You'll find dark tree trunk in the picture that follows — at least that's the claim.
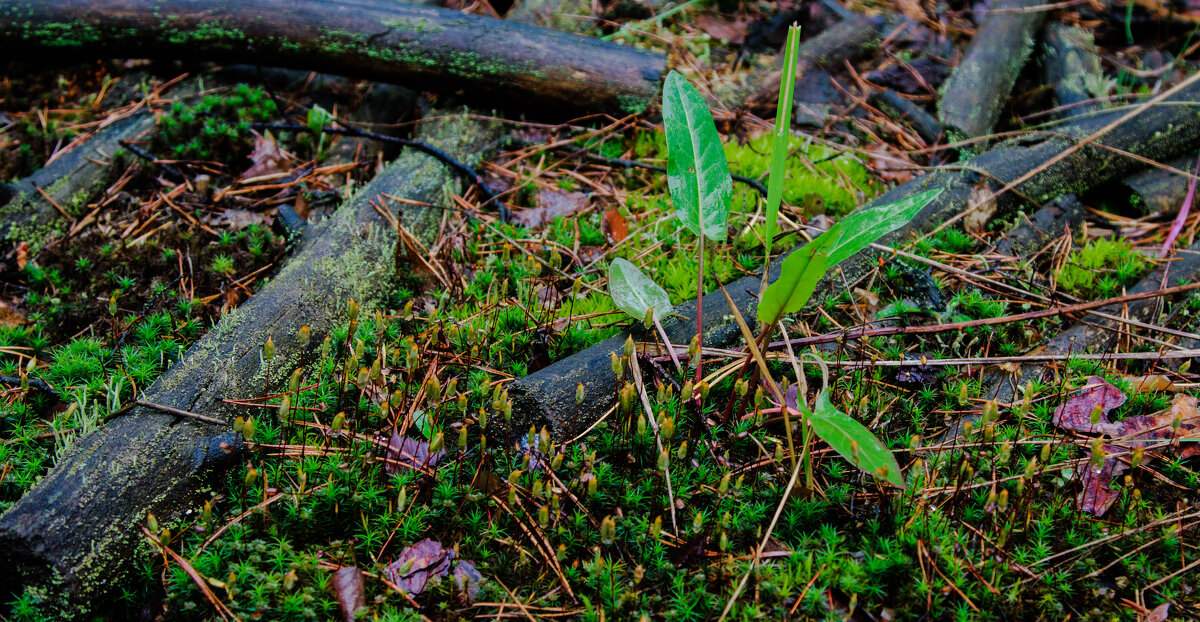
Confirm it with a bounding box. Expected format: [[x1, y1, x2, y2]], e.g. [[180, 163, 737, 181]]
[[0, 113, 502, 617], [509, 81, 1200, 440], [0, 0, 665, 115]]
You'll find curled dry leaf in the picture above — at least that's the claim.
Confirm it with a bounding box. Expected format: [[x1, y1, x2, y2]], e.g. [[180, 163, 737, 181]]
[[1077, 449, 1125, 516], [964, 180, 997, 233], [0, 298, 26, 329], [241, 131, 294, 179], [1124, 374, 1176, 394], [865, 143, 915, 184], [330, 566, 366, 622]]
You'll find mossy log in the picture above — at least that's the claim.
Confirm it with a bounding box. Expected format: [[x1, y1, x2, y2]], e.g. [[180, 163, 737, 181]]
[[1042, 24, 1105, 120], [0, 112, 153, 252], [990, 194, 1083, 258], [509, 80, 1200, 440], [507, 0, 594, 32], [0, 113, 501, 617], [0, 0, 665, 115], [1121, 154, 1199, 215], [869, 88, 943, 145], [938, 0, 1046, 142]]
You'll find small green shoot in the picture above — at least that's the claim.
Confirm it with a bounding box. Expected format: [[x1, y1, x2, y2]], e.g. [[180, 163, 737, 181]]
[[763, 24, 802, 263]]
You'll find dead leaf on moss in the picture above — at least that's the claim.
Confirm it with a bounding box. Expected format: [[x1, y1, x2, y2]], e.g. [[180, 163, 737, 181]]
[[0, 299, 26, 328], [241, 131, 294, 179], [1053, 376, 1126, 434], [384, 538, 482, 600], [603, 209, 629, 243], [385, 433, 445, 474], [695, 13, 750, 44], [330, 566, 366, 622], [512, 189, 589, 227]]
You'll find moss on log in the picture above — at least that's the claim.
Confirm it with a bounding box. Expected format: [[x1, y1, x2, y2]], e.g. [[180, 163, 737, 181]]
[[0, 112, 501, 617], [0, 0, 665, 115], [509, 80, 1200, 440], [1042, 24, 1106, 120], [938, 0, 1045, 142]]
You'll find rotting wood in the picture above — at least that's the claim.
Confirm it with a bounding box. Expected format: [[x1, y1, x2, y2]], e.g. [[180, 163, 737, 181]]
[[1121, 154, 1200, 215], [938, 0, 1046, 142], [507, 0, 594, 33], [508, 80, 1200, 440], [0, 113, 502, 618], [1042, 24, 1106, 120], [990, 194, 1083, 258], [869, 88, 943, 146], [728, 13, 884, 109], [0, 0, 665, 115]]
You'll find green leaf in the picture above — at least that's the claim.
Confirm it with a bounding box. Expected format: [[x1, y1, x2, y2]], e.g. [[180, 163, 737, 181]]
[[413, 409, 439, 442], [764, 24, 802, 260], [662, 70, 732, 240], [822, 188, 942, 267], [809, 391, 905, 488], [608, 258, 673, 322], [756, 188, 942, 324], [307, 105, 331, 135], [755, 240, 829, 324]]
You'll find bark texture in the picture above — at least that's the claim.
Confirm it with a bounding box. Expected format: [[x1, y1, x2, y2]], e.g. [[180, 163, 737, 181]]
[[0, 0, 665, 114], [0, 113, 501, 616], [1043, 24, 1105, 120], [938, 0, 1046, 141], [509, 81, 1200, 440]]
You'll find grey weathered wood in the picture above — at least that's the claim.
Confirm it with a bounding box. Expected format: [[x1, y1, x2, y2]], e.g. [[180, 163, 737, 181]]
[[0, 113, 501, 617], [938, 0, 1046, 142], [509, 80, 1200, 440], [1042, 24, 1106, 120], [0, 0, 665, 115]]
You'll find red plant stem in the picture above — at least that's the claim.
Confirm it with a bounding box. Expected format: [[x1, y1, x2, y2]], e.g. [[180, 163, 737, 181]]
[[694, 236, 705, 392]]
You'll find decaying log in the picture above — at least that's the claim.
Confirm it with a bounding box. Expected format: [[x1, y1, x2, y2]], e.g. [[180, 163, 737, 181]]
[[1121, 154, 1199, 215], [0, 112, 153, 252], [0, 0, 665, 115], [990, 194, 1083, 258], [0, 113, 501, 616], [507, 0, 594, 32], [869, 88, 943, 146], [733, 13, 884, 109], [1042, 24, 1106, 120], [509, 80, 1200, 440], [938, 0, 1046, 142]]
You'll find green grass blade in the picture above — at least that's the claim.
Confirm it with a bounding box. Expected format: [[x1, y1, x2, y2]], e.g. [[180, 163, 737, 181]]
[[809, 391, 905, 488], [608, 258, 673, 322], [764, 24, 802, 261], [662, 70, 733, 240]]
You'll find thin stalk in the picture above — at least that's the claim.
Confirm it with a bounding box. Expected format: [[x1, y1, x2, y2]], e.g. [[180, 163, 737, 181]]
[[653, 316, 682, 373], [693, 234, 705, 393]]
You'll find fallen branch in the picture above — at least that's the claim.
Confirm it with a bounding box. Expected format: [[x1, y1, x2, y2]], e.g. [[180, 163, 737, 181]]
[[0, 113, 502, 617], [0, 0, 665, 115], [938, 0, 1046, 142], [508, 79, 1200, 439]]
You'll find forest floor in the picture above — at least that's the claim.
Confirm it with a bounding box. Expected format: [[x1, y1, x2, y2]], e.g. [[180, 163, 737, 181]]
[[2, 0, 1200, 620]]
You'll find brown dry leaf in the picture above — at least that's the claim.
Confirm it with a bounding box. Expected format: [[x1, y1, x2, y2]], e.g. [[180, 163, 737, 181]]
[[511, 189, 589, 227], [15, 241, 28, 270], [384, 539, 481, 600], [964, 180, 997, 233], [853, 287, 880, 313], [1077, 449, 1126, 516], [603, 209, 629, 243], [1124, 374, 1176, 394], [1144, 603, 1171, 622], [894, 0, 926, 22], [241, 131, 294, 179], [1111, 394, 1200, 459], [695, 13, 749, 44], [1052, 376, 1126, 434], [385, 433, 445, 474], [216, 209, 274, 230], [330, 566, 366, 622], [0, 299, 26, 329], [865, 144, 915, 184]]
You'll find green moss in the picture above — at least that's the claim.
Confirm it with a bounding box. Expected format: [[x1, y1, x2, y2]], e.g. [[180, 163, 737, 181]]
[[1055, 237, 1147, 298]]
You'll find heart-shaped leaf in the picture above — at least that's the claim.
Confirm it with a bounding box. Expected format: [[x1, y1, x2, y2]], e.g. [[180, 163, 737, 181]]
[[809, 391, 905, 488], [663, 70, 732, 241], [756, 240, 828, 324], [609, 258, 673, 322]]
